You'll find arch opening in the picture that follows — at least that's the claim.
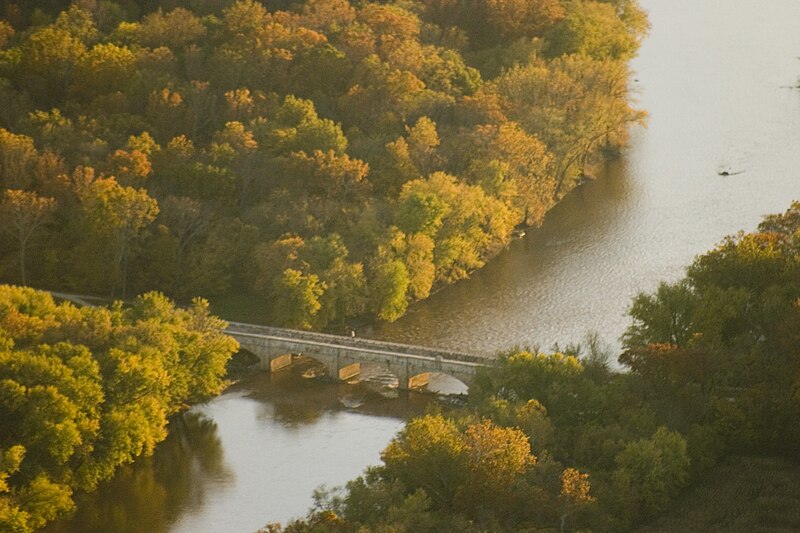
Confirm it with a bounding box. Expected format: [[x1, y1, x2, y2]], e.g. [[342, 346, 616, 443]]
[[342, 362, 400, 398], [289, 354, 334, 380], [227, 347, 260, 376], [414, 372, 469, 395]]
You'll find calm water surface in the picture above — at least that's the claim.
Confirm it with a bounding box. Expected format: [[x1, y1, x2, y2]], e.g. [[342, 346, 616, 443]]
[[369, 0, 800, 354], [49, 0, 800, 531], [47, 369, 435, 533]]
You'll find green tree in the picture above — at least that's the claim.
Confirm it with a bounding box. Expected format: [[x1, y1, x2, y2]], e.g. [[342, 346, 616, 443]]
[[0, 285, 238, 530], [123, 292, 239, 405], [53, 4, 99, 45], [13, 474, 74, 532], [0, 339, 103, 529], [622, 281, 696, 348], [316, 259, 367, 328], [546, 0, 645, 61], [370, 259, 409, 322], [468, 0, 565, 47], [395, 191, 447, 237], [0, 190, 56, 285], [16, 27, 86, 105], [221, 0, 269, 36], [471, 350, 584, 408], [158, 196, 208, 293], [255, 96, 348, 156], [304, 235, 367, 327], [611, 426, 690, 522], [78, 177, 159, 296], [0, 445, 29, 532], [0, 0, 650, 341], [269, 268, 325, 329], [71, 42, 135, 101], [398, 172, 516, 284], [124, 8, 205, 50]]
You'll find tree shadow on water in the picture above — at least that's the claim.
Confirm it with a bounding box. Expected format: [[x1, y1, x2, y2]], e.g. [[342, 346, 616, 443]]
[[44, 412, 232, 533]]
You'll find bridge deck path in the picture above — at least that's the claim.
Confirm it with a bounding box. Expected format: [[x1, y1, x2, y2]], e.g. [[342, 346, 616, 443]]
[[225, 322, 495, 366]]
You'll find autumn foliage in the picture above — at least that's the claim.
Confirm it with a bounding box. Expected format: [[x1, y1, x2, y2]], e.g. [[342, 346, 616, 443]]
[[0, 0, 647, 328], [0, 286, 238, 531]]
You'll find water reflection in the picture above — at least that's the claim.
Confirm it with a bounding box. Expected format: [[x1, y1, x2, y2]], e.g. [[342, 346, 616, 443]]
[[48, 371, 434, 532], [46, 412, 231, 533]]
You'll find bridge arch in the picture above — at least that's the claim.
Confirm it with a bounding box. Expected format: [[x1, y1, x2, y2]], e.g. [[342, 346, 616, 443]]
[[411, 372, 470, 395], [228, 325, 487, 392]]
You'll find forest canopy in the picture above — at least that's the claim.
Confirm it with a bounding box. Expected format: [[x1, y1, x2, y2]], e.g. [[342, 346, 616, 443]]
[[0, 0, 648, 328]]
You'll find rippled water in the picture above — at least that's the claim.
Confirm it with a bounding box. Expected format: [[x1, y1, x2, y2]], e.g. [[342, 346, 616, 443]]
[[367, 0, 800, 355], [48, 0, 800, 530]]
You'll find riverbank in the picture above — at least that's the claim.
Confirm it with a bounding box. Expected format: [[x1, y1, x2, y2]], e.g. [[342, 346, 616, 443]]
[[24, 0, 800, 530], [207, 172, 606, 335], [44, 368, 451, 533], [364, 0, 800, 355]]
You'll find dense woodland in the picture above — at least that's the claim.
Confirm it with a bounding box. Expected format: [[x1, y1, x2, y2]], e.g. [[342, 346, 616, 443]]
[[268, 202, 800, 532], [0, 3, 797, 531], [0, 287, 238, 532], [0, 0, 647, 328]]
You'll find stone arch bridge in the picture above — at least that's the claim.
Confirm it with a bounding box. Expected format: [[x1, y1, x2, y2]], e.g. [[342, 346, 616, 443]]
[[45, 292, 493, 392], [226, 322, 493, 392]]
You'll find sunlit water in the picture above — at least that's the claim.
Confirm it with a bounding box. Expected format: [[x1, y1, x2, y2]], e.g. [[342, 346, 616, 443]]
[[367, 0, 800, 355], [48, 1, 800, 531]]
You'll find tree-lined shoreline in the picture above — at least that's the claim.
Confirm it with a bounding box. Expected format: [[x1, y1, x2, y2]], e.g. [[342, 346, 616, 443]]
[[265, 201, 800, 532], [0, 287, 238, 531], [0, 0, 647, 329]]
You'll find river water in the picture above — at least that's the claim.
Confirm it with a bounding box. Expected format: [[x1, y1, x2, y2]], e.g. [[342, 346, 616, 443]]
[[48, 0, 800, 531], [369, 0, 800, 353]]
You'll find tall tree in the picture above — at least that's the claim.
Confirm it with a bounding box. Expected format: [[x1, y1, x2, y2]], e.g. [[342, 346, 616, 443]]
[[545, 0, 646, 61], [611, 427, 690, 522], [159, 196, 208, 293], [79, 177, 159, 296], [268, 268, 325, 329], [0, 130, 37, 190], [0, 190, 56, 285]]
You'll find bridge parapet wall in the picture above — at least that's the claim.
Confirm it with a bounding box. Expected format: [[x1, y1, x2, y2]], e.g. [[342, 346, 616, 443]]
[[227, 322, 493, 365], [229, 329, 488, 391]]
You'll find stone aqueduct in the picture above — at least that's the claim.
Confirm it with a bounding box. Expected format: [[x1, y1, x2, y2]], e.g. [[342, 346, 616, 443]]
[[46, 292, 491, 392], [226, 322, 492, 391]]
